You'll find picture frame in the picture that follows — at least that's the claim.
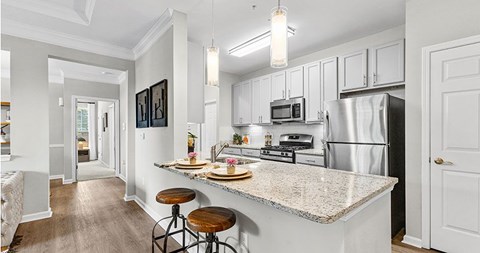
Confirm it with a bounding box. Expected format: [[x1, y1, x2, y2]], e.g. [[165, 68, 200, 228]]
[[149, 79, 168, 127], [136, 88, 149, 128]]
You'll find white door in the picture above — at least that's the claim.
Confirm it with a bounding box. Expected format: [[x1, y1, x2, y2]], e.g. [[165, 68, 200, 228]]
[[252, 78, 262, 124], [286, 66, 304, 99], [370, 39, 405, 86], [271, 71, 286, 101], [339, 49, 367, 91], [239, 81, 252, 125], [232, 84, 241, 125], [203, 102, 217, 154], [259, 75, 272, 124], [321, 57, 338, 114], [304, 62, 321, 123], [430, 40, 480, 252]]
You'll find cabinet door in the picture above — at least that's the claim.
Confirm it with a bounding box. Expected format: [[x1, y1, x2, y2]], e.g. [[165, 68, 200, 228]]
[[339, 49, 367, 91], [321, 57, 338, 113], [271, 71, 286, 101], [286, 66, 304, 99], [251, 78, 262, 124], [232, 84, 242, 125], [370, 39, 405, 86], [259, 75, 272, 124], [304, 62, 321, 123], [240, 81, 252, 125]]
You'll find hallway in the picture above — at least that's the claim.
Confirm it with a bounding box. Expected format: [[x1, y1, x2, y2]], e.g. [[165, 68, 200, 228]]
[[77, 160, 115, 181]]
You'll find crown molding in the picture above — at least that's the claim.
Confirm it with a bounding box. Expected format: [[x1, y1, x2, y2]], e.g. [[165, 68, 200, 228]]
[[2, 0, 96, 26], [133, 8, 174, 60], [2, 19, 135, 61]]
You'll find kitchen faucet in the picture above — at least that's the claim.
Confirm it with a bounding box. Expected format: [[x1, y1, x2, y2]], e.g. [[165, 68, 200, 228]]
[[210, 142, 229, 163]]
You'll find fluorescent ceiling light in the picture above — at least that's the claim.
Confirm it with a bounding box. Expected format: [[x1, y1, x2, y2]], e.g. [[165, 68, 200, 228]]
[[229, 27, 295, 57]]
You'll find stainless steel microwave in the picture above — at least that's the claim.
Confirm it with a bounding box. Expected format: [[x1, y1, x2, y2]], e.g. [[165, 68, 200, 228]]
[[270, 98, 305, 123]]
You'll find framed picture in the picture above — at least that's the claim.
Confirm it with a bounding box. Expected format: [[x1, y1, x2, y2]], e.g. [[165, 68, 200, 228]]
[[136, 88, 149, 128], [150, 79, 168, 127]]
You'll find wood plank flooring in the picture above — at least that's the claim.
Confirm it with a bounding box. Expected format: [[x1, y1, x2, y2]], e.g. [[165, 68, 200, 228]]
[[11, 178, 439, 253]]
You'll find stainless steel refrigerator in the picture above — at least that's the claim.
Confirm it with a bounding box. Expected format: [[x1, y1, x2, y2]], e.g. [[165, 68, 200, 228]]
[[324, 94, 405, 237]]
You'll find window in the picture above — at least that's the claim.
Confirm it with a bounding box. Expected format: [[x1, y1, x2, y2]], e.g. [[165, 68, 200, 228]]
[[77, 108, 88, 133]]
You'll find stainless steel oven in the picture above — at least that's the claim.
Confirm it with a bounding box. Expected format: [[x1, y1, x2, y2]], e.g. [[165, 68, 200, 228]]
[[270, 98, 305, 123]]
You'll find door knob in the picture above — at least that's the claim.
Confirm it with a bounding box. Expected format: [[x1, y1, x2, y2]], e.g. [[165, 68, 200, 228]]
[[434, 157, 453, 165]]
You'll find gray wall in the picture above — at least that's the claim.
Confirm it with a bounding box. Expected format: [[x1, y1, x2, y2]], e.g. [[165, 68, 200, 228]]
[[404, 0, 480, 240], [134, 10, 188, 220], [1, 34, 135, 216], [49, 83, 64, 177], [63, 79, 119, 180]]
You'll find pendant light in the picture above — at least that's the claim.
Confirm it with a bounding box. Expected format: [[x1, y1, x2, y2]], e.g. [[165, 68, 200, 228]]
[[270, 0, 288, 68], [206, 0, 219, 86]]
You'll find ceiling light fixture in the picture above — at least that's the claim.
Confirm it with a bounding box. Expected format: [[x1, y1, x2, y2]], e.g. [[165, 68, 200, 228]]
[[206, 0, 219, 86], [270, 0, 288, 68], [228, 27, 295, 58]]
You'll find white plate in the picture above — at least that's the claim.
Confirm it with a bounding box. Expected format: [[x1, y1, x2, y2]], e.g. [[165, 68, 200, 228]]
[[177, 160, 208, 166], [212, 167, 249, 177]]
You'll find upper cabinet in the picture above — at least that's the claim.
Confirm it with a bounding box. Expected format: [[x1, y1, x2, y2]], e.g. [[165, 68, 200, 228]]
[[232, 81, 252, 126], [304, 57, 338, 123], [369, 39, 405, 86], [271, 71, 286, 101], [339, 39, 405, 93], [339, 49, 368, 92], [286, 66, 304, 99], [252, 75, 272, 125]]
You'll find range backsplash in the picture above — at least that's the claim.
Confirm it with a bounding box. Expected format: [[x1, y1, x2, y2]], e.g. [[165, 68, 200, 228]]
[[235, 123, 324, 149]]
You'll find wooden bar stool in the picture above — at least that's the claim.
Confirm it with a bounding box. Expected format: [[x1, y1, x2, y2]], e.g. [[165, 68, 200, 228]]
[[184, 206, 238, 253], [152, 188, 199, 253]]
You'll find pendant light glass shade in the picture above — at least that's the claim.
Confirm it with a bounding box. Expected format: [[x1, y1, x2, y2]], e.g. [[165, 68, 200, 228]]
[[270, 6, 288, 68], [207, 46, 219, 86]]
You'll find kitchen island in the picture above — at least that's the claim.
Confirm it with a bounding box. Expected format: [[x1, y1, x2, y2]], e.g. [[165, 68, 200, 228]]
[[154, 158, 397, 253]]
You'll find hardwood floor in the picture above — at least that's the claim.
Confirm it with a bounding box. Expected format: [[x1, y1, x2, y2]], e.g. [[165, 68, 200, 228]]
[[12, 178, 439, 253]]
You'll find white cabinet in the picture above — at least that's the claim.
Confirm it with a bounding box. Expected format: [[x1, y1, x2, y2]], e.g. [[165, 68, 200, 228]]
[[252, 75, 272, 125], [304, 57, 338, 123], [296, 154, 325, 167], [271, 71, 286, 101], [321, 57, 338, 109], [369, 39, 405, 86], [232, 81, 252, 126], [339, 49, 368, 92], [286, 66, 304, 99], [304, 62, 321, 122]]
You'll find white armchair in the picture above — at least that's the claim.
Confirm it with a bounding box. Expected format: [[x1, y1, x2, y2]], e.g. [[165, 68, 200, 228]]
[[1, 171, 24, 251]]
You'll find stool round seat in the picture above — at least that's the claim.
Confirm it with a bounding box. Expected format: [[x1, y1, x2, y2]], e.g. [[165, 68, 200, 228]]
[[155, 188, 196, 205], [187, 207, 236, 233]]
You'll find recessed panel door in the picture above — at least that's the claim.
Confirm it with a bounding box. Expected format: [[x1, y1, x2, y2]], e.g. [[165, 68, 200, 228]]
[[430, 41, 480, 252]]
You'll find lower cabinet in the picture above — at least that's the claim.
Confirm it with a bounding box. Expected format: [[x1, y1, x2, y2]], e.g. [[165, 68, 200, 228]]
[[296, 154, 325, 167], [241, 148, 261, 158], [221, 147, 261, 158], [222, 147, 242, 156]]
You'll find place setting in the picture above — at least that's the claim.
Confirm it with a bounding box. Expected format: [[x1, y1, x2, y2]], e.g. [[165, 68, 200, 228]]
[[174, 152, 209, 169], [205, 158, 253, 181]]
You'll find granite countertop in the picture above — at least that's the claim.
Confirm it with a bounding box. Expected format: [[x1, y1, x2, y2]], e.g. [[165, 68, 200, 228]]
[[154, 160, 397, 224], [227, 144, 264, 150], [295, 149, 325, 156]]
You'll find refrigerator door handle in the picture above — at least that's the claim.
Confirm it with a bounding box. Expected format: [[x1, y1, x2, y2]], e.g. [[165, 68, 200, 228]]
[[324, 110, 330, 140]]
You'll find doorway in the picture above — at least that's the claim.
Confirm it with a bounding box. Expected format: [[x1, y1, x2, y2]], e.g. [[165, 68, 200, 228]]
[[74, 98, 119, 182], [422, 35, 480, 251]]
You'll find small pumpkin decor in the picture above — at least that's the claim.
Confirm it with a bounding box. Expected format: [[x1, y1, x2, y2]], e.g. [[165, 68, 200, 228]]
[[188, 152, 198, 165], [226, 158, 238, 174]]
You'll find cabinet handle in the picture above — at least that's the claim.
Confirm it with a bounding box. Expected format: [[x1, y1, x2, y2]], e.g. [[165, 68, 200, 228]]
[[373, 73, 377, 84], [306, 159, 316, 163], [260, 116, 263, 123], [282, 90, 285, 99], [288, 89, 291, 98], [317, 111, 320, 120], [363, 75, 367, 85]]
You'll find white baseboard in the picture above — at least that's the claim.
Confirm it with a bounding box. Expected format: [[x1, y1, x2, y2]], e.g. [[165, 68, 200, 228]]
[[21, 208, 53, 223], [402, 235, 423, 248], [49, 174, 64, 180], [123, 195, 135, 202], [63, 178, 73, 184], [118, 174, 126, 182]]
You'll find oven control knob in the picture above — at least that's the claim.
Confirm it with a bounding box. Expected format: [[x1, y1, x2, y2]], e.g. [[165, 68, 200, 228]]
[[281, 152, 284, 156]]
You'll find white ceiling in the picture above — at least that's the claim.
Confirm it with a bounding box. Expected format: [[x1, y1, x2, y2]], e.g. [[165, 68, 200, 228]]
[[48, 59, 126, 84], [1, 0, 405, 75]]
